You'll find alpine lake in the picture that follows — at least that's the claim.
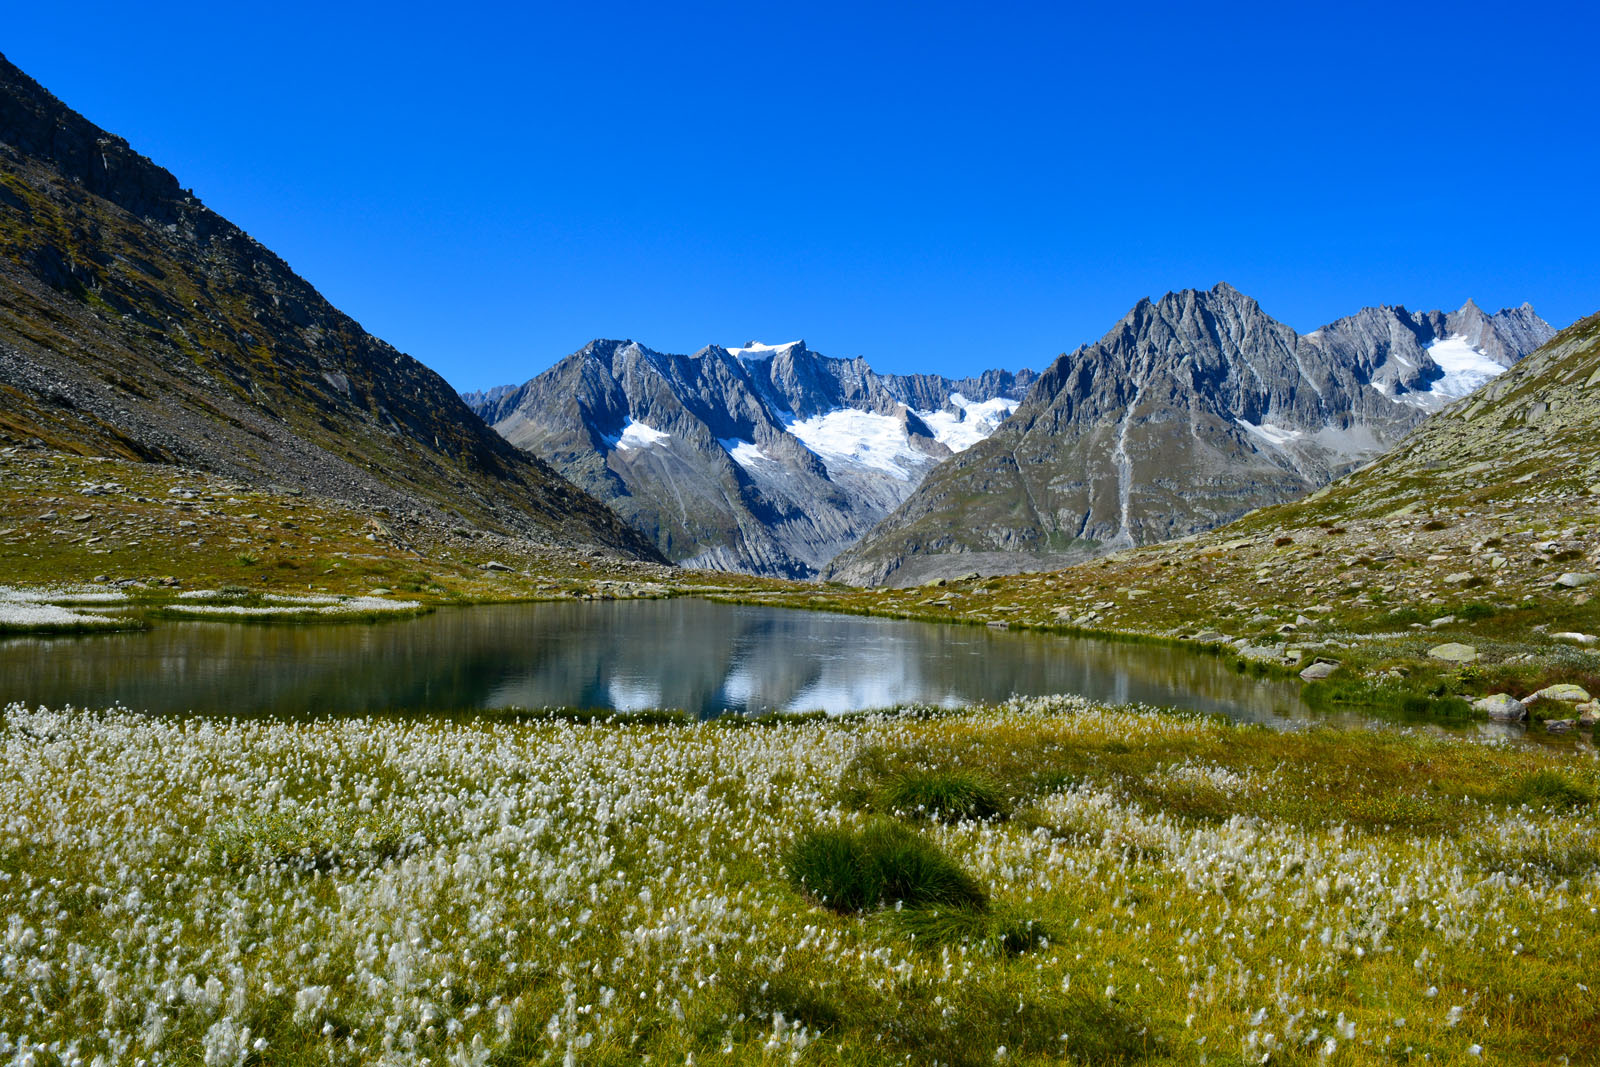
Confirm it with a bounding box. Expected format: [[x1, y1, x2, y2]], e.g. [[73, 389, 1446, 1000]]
[[0, 596, 1420, 727]]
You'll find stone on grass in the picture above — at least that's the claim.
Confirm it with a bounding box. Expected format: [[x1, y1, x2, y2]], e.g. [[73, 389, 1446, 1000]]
[[1528, 683, 1592, 704], [1554, 572, 1598, 589], [1300, 660, 1339, 682], [1550, 631, 1598, 646], [1191, 631, 1228, 643], [1473, 693, 1526, 721], [1428, 642, 1479, 663], [479, 560, 513, 572]]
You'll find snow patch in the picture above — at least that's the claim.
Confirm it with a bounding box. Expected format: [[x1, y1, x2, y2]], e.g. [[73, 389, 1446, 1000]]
[[1423, 336, 1506, 400], [606, 418, 672, 451], [1235, 419, 1307, 448], [917, 393, 1019, 452], [786, 410, 926, 479], [726, 340, 801, 362], [719, 438, 771, 469]]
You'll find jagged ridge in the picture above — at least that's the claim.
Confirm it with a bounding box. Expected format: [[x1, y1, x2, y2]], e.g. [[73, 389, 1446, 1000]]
[[827, 283, 1554, 586]]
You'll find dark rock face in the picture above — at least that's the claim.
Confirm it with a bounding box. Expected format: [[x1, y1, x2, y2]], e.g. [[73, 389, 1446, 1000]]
[[466, 340, 1033, 577], [827, 283, 1555, 586], [0, 53, 660, 559]]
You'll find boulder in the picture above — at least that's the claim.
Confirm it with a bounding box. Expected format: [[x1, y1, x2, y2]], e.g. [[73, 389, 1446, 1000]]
[[1544, 718, 1576, 733], [1191, 631, 1229, 643], [479, 560, 513, 572], [1428, 642, 1479, 663], [1429, 615, 1457, 628], [1300, 660, 1340, 682], [1550, 631, 1598, 646], [1555, 572, 1598, 589], [1473, 693, 1527, 721], [1577, 702, 1598, 726], [1443, 572, 1474, 585], [1528, 683, 1593, 704]]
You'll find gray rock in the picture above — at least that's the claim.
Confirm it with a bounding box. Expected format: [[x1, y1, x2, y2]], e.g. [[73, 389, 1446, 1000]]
[[1429, 615, 1457, 628], [1544, 718, 1575, 733], [1550, 631, 1598, 646], [1428, 642, 1479, 663], [1473, 693, 1527, 721], [1555, 572, 1598, 588], [1191, 630, 1229, 643], [1300, 660, 1340, 681], [1238, 645, 1289, 663], [479, 560, 513, 572], [1528, 683, 1592, 704], [1443, 572, 1474, 585]]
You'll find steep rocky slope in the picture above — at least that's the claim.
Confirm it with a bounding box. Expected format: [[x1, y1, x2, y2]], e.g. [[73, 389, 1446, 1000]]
[[467, 339, 1034, 576], [828, 283, 1553, 585], [0, 54, 660, 560]]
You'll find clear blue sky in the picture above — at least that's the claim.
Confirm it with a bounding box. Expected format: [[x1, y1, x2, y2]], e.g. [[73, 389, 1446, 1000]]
[[6, 1, 1596, 389]]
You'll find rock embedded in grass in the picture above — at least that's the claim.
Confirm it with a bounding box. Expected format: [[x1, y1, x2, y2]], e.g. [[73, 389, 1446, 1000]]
[[1529, 683, 1593, 704], [1428, 642, 1479, 663], [1474, 693, 1528, 721], [1299, 660, 1339, 681]]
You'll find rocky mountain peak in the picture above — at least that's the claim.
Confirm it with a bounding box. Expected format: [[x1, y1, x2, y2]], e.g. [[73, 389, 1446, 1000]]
[[827, 288, 1556, 586]]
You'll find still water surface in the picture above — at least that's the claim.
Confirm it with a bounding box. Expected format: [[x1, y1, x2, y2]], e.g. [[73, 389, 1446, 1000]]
[[0, 599, 1327, 722]]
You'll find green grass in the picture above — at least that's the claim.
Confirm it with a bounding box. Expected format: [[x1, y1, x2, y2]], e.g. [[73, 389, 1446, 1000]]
[[787, 819, 987, 913], [872, 767, 1010, 822]]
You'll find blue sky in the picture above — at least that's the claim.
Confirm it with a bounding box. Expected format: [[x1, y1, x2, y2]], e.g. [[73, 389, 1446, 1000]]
[[7, 1, 1596, 388]]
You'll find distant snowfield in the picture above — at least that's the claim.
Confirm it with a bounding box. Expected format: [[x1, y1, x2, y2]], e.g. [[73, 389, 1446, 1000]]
[[1235, 419, 1306, 448], [727, 340, 801, 361], [919, 393, 1020, 452], [611, 418, 671, 451], [787, 410, 928, 479], [1423, 336, 1507, 400], [719, 438, 771, 469], [1368, 335, 1509, 410]]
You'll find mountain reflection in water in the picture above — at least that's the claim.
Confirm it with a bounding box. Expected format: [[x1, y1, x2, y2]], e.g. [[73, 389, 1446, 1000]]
[[2, 599, 1314, 722]]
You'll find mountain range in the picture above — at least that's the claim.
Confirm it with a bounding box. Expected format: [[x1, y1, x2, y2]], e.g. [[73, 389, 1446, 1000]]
[[826, 284, 1554, 584], [464, 340, 1035, 576], [0, 53, 660, 561]]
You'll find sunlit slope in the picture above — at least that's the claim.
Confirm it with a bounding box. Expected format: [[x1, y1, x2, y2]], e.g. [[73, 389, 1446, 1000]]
[[1233, 308, 1600, 529]]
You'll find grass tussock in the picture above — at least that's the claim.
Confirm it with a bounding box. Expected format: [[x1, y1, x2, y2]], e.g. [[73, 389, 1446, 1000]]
[[786, 819, 986, 913], [205, 808, 409, 871]]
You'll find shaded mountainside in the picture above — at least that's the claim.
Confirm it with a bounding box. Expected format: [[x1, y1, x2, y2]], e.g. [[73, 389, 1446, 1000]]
[[466, 339, 1033, 577], [827, 283, 1553, 586], [0, 54, 660, 560]]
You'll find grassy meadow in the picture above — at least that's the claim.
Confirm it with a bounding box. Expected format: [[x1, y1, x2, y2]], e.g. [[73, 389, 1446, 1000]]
[[3, 698, 1597, 1065]]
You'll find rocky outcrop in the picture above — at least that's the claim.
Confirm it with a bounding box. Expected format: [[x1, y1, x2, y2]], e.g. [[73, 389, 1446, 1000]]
[[466, 340, 1033, 577], [0, 53, 662, 560], [827, 283, 1554, 585]]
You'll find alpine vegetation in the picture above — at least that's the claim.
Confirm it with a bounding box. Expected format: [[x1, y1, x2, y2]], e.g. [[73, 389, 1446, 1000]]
[[3, 697, 1596, 1064]]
